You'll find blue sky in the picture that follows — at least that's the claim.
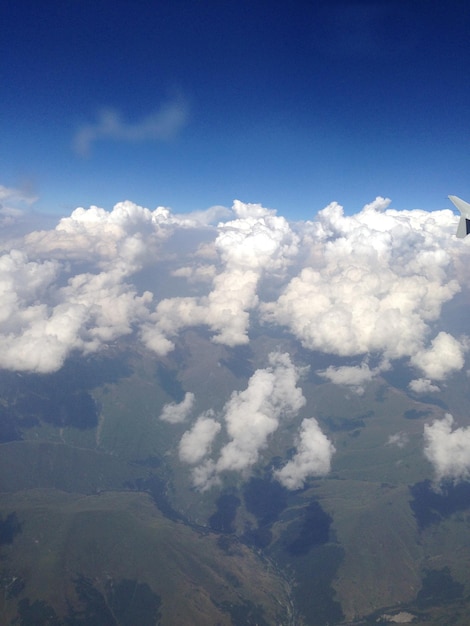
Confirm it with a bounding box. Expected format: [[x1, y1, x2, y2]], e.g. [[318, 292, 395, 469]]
[[2, 0, 470, 219]]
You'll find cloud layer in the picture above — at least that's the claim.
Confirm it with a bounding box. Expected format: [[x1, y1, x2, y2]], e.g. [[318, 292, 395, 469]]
[[3, 191, 470, 488], [1, 195, 468, 388]]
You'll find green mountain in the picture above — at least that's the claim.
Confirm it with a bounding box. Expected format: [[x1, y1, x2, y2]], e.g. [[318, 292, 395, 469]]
[[1, 334, 470, 625]]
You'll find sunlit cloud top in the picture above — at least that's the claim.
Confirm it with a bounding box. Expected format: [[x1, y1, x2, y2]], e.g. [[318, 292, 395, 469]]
[[1, 193, 468, 386]]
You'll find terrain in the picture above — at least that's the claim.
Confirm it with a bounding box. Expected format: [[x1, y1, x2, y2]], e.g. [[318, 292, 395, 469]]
[[1, 330, 470, 625]]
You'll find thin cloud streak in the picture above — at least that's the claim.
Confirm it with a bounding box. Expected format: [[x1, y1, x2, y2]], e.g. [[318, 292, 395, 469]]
[[73, 97, 189, 157], [0, 184, 39, 231]]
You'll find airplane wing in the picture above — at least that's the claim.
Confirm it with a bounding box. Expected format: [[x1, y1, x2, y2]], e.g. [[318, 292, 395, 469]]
[[449, 195, 470, 238]]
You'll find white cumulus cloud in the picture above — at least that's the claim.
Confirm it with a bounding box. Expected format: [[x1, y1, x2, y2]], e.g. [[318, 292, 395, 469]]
[[410, 331, 466, 381], [0, 252, 152, 373], [424, 414, 470, 483], [409, 378, 440, 394], [25, 201, 177, 268], [1, 192, 469, 387], [160, 392, 195, 424], [318, 358, 388, 394], [178, 413, 221, 464], [261, 198, 467, 382], [143, 200, 299, 353], [0, 200, 197, 372], [215, 352, 306, 472], [274, 418, 336, 490], [188, 352, 320, 490]]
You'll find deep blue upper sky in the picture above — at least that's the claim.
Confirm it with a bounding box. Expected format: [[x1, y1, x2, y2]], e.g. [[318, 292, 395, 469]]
[[2, 0, 470, 218]]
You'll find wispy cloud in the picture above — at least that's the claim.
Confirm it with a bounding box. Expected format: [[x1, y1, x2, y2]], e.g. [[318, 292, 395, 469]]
[[73, 97, 189, 157], [0, 184, 37, 206], [0, 184, 38, 228]]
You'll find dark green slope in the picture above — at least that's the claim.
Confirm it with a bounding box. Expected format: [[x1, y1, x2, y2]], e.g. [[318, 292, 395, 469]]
[[0, 441, 142, 494], [0, 489, 293, 625]]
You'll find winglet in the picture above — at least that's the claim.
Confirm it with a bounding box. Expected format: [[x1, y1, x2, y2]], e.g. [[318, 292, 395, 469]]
[[449, 195, 470, 238]]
